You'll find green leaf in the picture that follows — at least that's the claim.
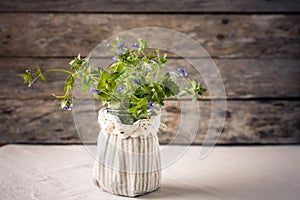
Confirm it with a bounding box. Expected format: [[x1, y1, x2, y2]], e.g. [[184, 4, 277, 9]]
[[188, 78, 197, 88], [99, 71, 110, 86], [160, 73, 180, 97], [69, 54, 85, 69], [52, 93, 67, 99], [128, 97, 149, 119], [36, 63, 47, 82], [196, 84, 206, 96], [64, 75, 74, 93], [19, 69, 34, 87], [153, 84, 165, 105], [39, 72, 46, 82]]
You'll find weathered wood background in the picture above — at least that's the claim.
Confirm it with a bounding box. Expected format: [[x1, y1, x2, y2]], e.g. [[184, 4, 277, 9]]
[[0, 0, 299, 144]]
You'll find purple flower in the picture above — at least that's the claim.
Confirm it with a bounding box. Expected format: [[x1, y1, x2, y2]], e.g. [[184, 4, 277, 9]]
[[90, 87, 101, 95], [177, 67, 188, 77], [62, 103, 73, 111], [117, 41, 127, 52], [148, 102, 155, 110], [68, 103, 73, 111], [130, 42, 139, 49], [134, 79, 141, 85], [112, 56, 118, 63], [117, 85, 126, 92]]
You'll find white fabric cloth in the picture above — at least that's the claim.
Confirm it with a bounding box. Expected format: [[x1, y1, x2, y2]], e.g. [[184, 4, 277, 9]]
[[98, 108, 161, 139], [94, 108, 162, 197]]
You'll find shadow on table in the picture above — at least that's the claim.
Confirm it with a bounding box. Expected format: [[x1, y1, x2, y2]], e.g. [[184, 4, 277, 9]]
[[139, 184, 222, 200]]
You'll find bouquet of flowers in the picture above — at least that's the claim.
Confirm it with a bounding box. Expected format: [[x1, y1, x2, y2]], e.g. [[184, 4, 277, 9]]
[[20, 38, 206, 123]]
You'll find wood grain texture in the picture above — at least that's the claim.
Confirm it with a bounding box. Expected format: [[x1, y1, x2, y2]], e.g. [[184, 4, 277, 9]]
[[0, 14, 299, 58], [1, 1, 299, 146], [1, 0, 300, 13], [1, 58, 299, 99], [1, 99, 299, 144]]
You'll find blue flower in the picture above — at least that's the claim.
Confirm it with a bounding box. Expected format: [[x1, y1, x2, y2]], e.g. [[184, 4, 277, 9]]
[[117, 85, 126, 92], [62, 103, 73, 111], [68, 103, 73, 111], [117, 41, 127, 52], [112, 56, 118, 63], [90, 87, 101, 95], [148, 101, 155, 110], [130, 42, 139, 49], [134, 79, 141, 85], [177, 67, 188, 77]]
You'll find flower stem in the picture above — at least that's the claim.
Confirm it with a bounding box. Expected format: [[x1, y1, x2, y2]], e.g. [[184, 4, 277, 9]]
[[45, 69, 74, 75]]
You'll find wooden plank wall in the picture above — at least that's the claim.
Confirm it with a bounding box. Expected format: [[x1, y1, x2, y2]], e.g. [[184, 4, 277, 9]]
[[0, 0, 299, 144]]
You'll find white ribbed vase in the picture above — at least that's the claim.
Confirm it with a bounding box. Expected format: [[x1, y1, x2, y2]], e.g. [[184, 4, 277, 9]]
[[93, 108, 161, 197]]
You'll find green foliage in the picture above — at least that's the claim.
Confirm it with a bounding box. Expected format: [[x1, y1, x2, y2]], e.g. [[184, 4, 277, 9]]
[[19, 63, 47, 87], [19, 69, 33, 87], [160, 72, 180, 97], [64, 75, 74, 93], [69, 54, 85, 69], [185, 79, 207, 101], [36, 63, 47, 82], [19, 38, 206, 122]]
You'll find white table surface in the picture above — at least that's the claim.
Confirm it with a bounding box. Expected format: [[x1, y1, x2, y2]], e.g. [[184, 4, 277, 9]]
[[1, 145, 299, 200]]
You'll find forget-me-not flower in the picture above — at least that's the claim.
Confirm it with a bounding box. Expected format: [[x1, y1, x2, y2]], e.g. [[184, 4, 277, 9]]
[[177, 67, 188, 77], [130, 42, 140, 49], [148, 102, 155, 110], [112, 56, 118, 63], [117, 85, 126, 92], [134, 79, 141, 85], [62, 103, 73, 111], [117, 41, 127, 52], [90, 87, 101, 95]]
